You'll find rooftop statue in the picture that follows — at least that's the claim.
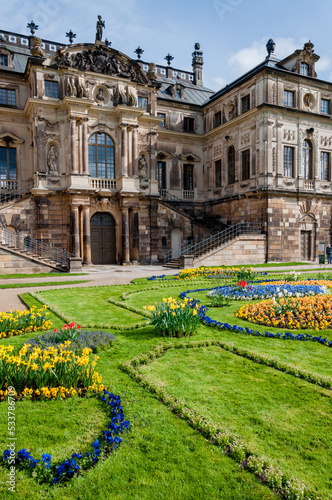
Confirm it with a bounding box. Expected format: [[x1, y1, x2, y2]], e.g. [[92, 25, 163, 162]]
[[96, 15, 105, 42]]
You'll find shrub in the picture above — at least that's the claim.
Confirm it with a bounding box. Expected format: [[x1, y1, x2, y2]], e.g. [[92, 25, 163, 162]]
[[0, 305, 52, 339], [144, 297, 204, 337]]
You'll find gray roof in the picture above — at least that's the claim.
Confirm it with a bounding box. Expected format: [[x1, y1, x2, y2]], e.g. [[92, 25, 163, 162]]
[[156, 76, 215, 106]]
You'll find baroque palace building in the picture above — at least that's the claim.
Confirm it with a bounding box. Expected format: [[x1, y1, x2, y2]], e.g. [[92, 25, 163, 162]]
[[0, 19, 331, 270]]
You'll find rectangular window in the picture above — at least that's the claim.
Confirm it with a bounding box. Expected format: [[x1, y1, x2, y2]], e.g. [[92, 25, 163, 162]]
[[321, 99, 329, 114], [157, 161, 166, 189], [0, 147, 16, 179], [183, 164, 193, 191], [215, 159, 222, 188], [175, 88, 181, 99], [183, 117, 195, 132], [0, 55, 8, 66], [283, 146, 294, 177], [284, 90, 294, 107], [241, 95, 250, 114], [214, 111, 221, 128], [241, 149, 250, 180], [320, 152, 330, 181], [138, 96, 148, 110], [0, 88, 15, 106], [45, 80, 58, 98], [300, 63, 309, 76], [158, 113, 166, 127]]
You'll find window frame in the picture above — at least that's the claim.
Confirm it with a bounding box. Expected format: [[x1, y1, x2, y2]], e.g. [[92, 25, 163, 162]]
[[157, 160, 167, 190], [137, 96, 148, 111], [241, 94, 250, 114], [0, 88, 16, 106], [284, 90, 295, 107], [214, 111, 221, 128], [300, 62, 309, 76], [44, 80, 58, 98], [183, 117, 195, 133], [320, 151, 330, 181], [241, 149, 250, 181], [227, 146, 236, 185], [0, 55, 8, 67], [183, 163, 194, 191], [283, 146, 294, 177], [88, 132, 115, 179], [0, 146, 17, 180], [215, 159, 222, 188], [157, 113, 166, 127], [321, 98, 330, 115], [302, 139, 313, 179]]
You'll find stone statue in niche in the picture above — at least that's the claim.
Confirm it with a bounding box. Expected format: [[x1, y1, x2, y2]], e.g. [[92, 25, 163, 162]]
[[47, 145, 58, 172], [96, 15, 105, 42], [95, 88, 105, 101], [118, 86, 127, 105], [138, 154, 148, 178], [77, 77, 86, 98]]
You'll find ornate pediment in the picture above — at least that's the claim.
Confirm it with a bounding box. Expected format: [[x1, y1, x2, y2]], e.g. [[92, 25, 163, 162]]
[[46, 45, 149, 85], [0, 132, 24, 145], [179, 153, 201, 162], [157, 150, 173, 160]]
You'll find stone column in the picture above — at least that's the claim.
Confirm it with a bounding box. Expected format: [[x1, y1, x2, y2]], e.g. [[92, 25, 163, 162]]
[[132, 125, 138, 176], [82, 206, 91, 264], [120, 124, 128, 177], [70, 116, 78, 174], [128, 127, 133, 177], [122, 207, 130, 264], [131, 210, 139, 262], [82, 117, 89, 175], [71, 205, 80, 256], [149, 131, 157, 180]]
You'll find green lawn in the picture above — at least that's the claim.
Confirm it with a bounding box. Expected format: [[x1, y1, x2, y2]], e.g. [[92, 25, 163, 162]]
[[0, 273, 330, 499]]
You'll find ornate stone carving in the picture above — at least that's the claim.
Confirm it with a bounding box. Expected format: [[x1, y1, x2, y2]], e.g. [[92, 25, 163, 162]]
[[283, 129, 296, 141], [30, 37, 45, 58], [272, 82, 276, 104], [138, 154, 148, 178], [128, 87, 137, 106], [54, 48, 148, 84], [272, 147, 276, 172], [214, 145, 221, 156], [95, 15, 105, 42], [241, 133, 250, 145], [67, 76, 77, 97], [320, 136, 332, 147], [303, 93, 314, 109]]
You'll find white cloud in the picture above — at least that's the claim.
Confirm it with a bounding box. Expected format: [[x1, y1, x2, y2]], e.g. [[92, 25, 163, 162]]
[[213, 76, 227, 89], [227, 37, 299, 77], [316, 56, 331, 72]]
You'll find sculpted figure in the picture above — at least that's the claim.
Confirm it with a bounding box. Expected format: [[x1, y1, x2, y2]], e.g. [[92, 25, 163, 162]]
[[67, 77, 77, 97], [138, 154, 148, 178], [96, 15, 105, 42], [96, 88, 105, 101], [47, 145, 58, 172]]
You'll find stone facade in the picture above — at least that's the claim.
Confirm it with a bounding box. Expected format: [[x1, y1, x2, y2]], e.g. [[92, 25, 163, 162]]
[[0, 27, 332, 266]]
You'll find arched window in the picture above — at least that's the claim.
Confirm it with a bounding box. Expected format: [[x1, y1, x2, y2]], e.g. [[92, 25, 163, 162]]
[[88, 132, 115, 178], [300, 62, 309, 76], [302, 139, 313, 179], [227, 146, 235, 185]]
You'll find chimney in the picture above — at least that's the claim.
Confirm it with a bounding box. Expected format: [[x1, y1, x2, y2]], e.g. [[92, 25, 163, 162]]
[[192, 42, 203, 86]]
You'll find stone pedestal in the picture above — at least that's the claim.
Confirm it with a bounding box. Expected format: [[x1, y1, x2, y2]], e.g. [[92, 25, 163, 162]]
[[180, 255, 194, 269]]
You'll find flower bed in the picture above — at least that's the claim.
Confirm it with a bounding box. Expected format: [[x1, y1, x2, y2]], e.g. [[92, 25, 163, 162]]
[[0, 344, 104, 401], [143, 297, 206, 337], [176, 266, 255, 281], [236, 295, 332, 330], [1, 389, 129, 485], [0, 305, 52, 339], [24, 323, 115, 353], [207, 282, 328, 301], [179, 287, 332, 347]]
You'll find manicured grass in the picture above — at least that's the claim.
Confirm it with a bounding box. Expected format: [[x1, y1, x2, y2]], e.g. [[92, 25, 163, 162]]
[[0, 275, 330, 499], [0, 273, 88, 280], [140, 346, 332, 498], [0, 280, 90, 289]]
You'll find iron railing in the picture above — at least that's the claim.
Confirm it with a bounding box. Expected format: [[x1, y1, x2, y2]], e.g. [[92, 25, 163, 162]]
[[0, 178, 34, 204], [163, 222, 264, 263], [0, 227, 76, 269]]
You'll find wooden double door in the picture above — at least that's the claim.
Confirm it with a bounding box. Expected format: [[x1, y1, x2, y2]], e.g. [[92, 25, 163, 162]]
[[91, 212, 116, 264]]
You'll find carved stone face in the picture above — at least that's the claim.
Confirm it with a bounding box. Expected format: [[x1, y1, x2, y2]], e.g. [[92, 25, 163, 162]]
[[303, 93, 315, 109]]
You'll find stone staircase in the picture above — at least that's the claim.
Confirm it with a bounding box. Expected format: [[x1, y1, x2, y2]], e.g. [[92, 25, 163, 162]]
[[163, 222, 265, 269]]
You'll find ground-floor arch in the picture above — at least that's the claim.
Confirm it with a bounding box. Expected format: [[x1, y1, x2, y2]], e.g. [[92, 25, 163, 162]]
[[90, 212, 116, 264]]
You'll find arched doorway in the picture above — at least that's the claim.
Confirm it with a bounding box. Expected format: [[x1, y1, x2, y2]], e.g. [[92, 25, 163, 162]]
[[90, 212, 116, 264]]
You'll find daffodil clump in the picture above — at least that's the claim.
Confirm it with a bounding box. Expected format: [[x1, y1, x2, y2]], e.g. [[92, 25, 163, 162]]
[[177, 267, 254, 281], [144, 297, 204, 337], [0, 305, 52, 339], [0, 343, 104, 401], [236, 295, 332, 330]]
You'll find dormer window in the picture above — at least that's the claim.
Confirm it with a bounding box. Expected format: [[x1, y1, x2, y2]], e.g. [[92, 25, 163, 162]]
[[300, 63, 309, 76], [176, 88, 181, 99], [0, 55, 8, 67]]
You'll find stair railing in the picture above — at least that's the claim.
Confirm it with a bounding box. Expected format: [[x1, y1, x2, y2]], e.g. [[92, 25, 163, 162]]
[[163, 222, 264, 264], [0, 178, 34, 205], [0, 227, 76, 269]]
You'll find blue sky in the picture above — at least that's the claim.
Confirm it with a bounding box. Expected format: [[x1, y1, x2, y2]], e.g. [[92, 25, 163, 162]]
[[3, 0, 332, 90]]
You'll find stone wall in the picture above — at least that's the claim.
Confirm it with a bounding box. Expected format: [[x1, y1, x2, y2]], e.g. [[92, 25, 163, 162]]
[[0, 248, 54, 274], [193, 235, 266, 267]]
